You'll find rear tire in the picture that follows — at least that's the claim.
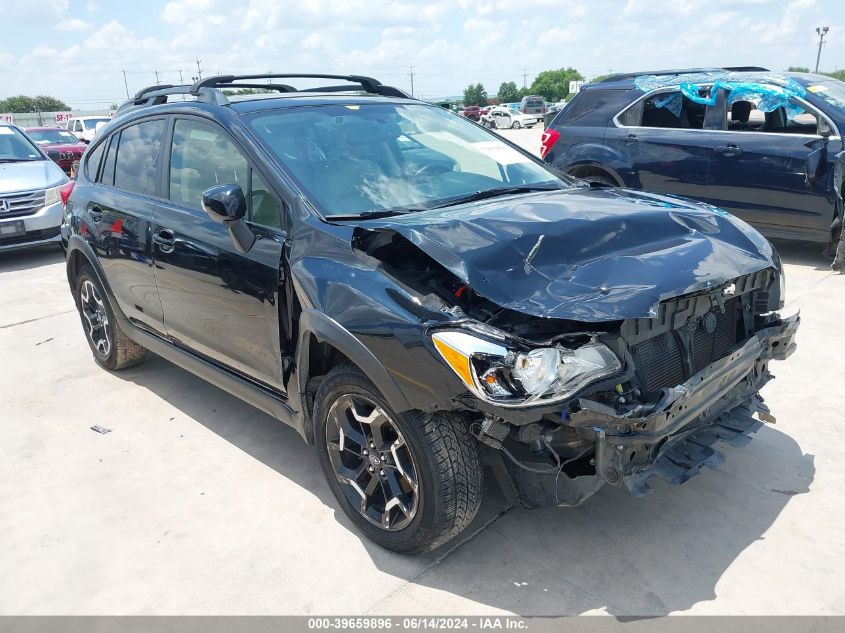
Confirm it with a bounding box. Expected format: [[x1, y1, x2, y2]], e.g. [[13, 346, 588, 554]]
[[315, 363, 484, 553], [74, 264, 146, 370]]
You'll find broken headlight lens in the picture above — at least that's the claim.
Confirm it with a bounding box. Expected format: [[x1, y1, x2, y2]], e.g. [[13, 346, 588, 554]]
[[431, 330, 621, 407]]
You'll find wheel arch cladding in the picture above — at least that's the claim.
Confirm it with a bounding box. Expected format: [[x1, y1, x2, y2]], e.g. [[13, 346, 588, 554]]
[[296, 308, 412, 444], [66, 236, 125, 320]]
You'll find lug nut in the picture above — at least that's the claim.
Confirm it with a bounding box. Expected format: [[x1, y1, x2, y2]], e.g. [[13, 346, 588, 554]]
[[368, 466, 375, 473], [379, 469, 385, 476], [362, 449, 368, 455]]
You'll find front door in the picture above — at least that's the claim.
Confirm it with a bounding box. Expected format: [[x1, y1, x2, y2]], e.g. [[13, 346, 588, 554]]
[[706, 93, 835, 237], [152, 116, 288, 390]]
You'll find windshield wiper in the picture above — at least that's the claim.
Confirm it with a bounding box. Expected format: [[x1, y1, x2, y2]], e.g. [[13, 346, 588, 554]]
[[324, 207, 427, 221], [0, 157, 41, 163], [430, 184, 563, 209]]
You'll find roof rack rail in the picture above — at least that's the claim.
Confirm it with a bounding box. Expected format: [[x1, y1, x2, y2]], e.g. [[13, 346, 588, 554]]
[[116, 73, 411, 115], [191, 73, 410, 98], [597, 66, 771, 82]]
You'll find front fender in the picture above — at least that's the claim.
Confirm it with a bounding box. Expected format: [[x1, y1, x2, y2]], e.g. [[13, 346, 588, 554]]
[[294, 308, 413, 443]]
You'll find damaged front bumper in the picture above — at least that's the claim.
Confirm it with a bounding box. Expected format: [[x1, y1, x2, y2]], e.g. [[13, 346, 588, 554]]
[[501, 313, 799, 508]]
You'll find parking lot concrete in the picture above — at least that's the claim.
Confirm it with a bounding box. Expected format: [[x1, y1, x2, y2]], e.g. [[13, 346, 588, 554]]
[[2, 127, 844, 615]]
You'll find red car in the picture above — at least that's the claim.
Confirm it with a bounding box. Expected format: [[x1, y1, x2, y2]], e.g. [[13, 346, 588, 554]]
[[24, 127, 87, 175], [461, 105, 481, 121]]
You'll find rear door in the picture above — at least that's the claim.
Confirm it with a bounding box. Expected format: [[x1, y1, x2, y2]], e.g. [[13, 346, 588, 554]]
[[604, 89, 710, 200], [79, 118, 167, 334], [705, 91, 835, 236], [152, 115, 288, 390]]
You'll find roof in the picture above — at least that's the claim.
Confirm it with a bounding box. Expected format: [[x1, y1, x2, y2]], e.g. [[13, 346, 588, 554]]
[[586, 67, 837, 92]]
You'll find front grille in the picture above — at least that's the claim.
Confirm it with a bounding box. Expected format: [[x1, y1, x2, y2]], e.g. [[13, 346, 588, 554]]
[[631, 297, 741, 392], [0, 189, 46, 219], [0, 226, 60, 246]]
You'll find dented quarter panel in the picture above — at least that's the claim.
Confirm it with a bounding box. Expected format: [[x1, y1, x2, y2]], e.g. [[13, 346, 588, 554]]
[[356, 187, 777, 321]]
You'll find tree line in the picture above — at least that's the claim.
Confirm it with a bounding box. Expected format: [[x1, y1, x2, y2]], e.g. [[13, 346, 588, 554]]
[[462, 68, 584, 106], [0, 95, 71, 113]]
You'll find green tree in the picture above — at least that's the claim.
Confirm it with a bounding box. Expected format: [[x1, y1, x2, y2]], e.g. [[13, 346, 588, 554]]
[[528, 67, 584, 102], [497, 81, 520, 103], [822, 69, 845, 81], [462, 83, 488, 107], [787, 66, 810, 73], [0, 94, 70, 112]]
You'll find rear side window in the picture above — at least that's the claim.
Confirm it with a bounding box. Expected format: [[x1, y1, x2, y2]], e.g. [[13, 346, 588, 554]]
[[84, 140, 106, 181], [559, 89, 622, 125], [113, 119, 165, 196], [100, 134, 118, 186], [637, 90, 706, 129]]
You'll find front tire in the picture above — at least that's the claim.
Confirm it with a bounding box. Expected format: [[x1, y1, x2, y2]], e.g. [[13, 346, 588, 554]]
[[74, 264, 146, 370], [315, 363, 484, 553], [512, 121, 521, 129]]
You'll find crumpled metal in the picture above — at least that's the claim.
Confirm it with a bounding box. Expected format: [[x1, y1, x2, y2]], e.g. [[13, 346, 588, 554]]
[[635, 71, 807, 116]]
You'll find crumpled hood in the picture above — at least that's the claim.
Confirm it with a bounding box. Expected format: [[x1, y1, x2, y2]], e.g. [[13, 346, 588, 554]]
[[359, 187, 776, 321], [0, 159, 67, 193]]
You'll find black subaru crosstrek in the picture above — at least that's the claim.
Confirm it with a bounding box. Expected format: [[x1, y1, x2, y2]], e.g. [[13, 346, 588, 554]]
[[64, 74, 799, 553]]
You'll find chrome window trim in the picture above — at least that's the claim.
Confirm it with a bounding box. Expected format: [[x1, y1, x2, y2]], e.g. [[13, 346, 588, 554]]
[[612, 86, 841, 140]]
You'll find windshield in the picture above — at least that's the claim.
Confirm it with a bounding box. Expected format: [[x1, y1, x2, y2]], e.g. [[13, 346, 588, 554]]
[[807, 79, 845, 116], [27, 129, 79, 144], [82, 118, 110, 129], [247, 103, 567, 217], [0, 126, 43, 162]]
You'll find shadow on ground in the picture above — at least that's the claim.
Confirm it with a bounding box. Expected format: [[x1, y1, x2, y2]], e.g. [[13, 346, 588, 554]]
[[0, 246, 64, 274], [118, 350, 814, 616], [772, 238, 834, 271]]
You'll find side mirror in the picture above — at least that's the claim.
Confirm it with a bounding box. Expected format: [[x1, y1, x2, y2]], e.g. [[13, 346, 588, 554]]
[[805, 138, 828, 185], [202, 183, 255, 253]]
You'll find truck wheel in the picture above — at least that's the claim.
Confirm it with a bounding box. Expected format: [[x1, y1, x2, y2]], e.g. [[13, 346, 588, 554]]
[[74, 264, 146, 370], [315, 362, 484, 553]]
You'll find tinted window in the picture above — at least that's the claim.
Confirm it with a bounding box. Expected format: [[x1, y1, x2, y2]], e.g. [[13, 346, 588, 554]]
[[559, 89, 623, 125], [100, 134, 118, 186], [113, 119, 165, 195], [84, 139, 106, 180], [169, 118, 248, 211]]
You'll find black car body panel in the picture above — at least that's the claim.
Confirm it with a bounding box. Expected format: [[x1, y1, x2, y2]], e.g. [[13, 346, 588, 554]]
[[355, 187, 777, 321], [64, 77, 799, 517]]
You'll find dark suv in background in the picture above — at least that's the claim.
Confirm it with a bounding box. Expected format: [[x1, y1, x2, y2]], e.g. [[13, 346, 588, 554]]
[[542, 67, 845, 252], [64, 73, 798, 553]]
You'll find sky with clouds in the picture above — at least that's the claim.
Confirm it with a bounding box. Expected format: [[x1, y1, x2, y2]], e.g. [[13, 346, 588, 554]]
[[0, 0, 842, 109]]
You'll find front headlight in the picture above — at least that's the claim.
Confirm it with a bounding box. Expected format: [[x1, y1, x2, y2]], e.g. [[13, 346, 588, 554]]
[[431, 330, 621, 407], [44, 185, 63, 206]]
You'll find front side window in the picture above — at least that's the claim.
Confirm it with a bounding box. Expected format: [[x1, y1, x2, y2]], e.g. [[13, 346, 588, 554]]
[[169, 118, 282, 229], [113, 119, 165, 196], [724, 93, 823, 135], [247, 103, 566, 217]]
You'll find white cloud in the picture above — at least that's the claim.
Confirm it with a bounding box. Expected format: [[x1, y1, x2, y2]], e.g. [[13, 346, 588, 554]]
[[55, 18, 92, 32]]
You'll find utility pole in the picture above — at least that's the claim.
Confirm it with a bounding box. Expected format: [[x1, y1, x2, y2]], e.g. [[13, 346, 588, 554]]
[[122, 69, 130, 99], [154, 69, 160, 85], [196, 58, 203, 80], [522, 67, 528, 89], [815, 26, 829, 73], [408, 65, 415, 98], [178, 69, 184, 85]]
